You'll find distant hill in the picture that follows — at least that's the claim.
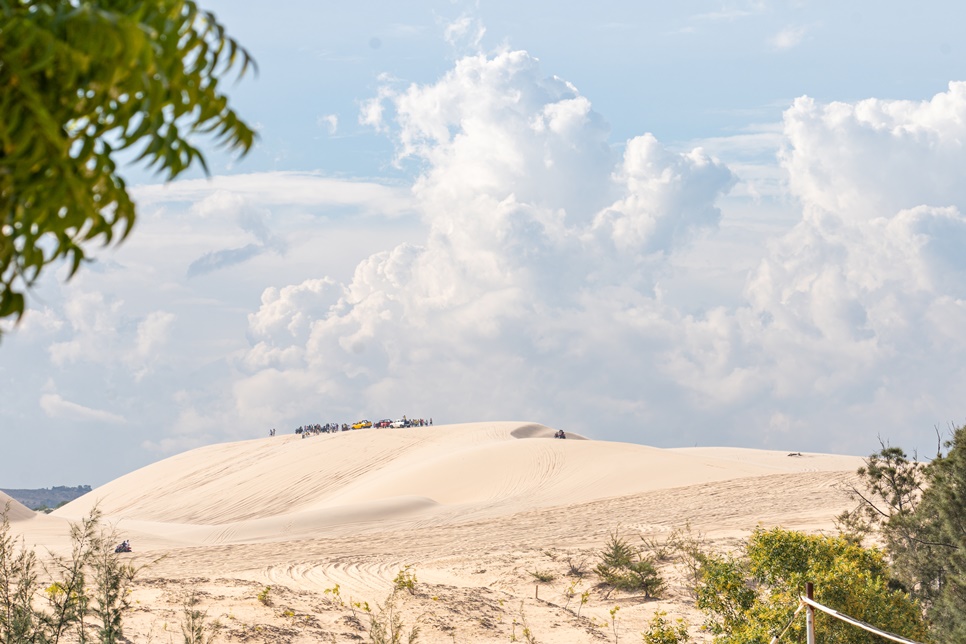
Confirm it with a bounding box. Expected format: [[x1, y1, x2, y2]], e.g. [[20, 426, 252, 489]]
[[0, 485, 91, 511]]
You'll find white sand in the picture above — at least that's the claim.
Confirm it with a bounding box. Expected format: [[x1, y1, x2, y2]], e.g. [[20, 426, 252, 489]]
[[8, 422, 866, 643], [0, 491, 32, 521]]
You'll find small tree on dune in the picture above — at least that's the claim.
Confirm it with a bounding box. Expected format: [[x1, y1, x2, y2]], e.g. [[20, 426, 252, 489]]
[[594, 529, 664, 599], [0, 505, 143, 643], [843, 425, 966, 640]]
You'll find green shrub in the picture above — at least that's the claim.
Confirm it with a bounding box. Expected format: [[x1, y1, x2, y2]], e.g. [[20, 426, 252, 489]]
[[323, 582, 344, 606], [595, 530, 664, 599], [696, 527, 926, 643], [0, 507, 39, 643], [528, 569, 555, 584], [0, 505, 142, 643], [392, 565, 418, 596], [363, 590, 420, 644], [181, 591, 213, 644], [641, 610, 689, 644]]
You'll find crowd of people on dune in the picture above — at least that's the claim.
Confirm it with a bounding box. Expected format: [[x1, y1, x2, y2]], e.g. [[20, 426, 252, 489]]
[[270, 416, 434, 439], [293, 423, 341, 437]]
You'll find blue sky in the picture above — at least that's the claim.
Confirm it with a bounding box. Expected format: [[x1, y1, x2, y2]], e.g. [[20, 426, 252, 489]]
[[3, 1, 966, 487], [169, 0, 966, 180]]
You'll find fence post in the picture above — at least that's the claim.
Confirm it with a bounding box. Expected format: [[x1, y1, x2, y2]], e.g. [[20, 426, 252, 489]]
[[806, 582, 816, 644]]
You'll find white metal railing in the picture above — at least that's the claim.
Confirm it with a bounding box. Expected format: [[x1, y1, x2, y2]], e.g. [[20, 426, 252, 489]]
[[769, 583, 925, 644]]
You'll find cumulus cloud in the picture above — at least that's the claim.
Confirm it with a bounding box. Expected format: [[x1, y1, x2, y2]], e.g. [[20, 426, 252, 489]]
[[219, 68, 966, 456], [593, 134, 735, 254], [678, 82, 966, 449], [0, 306, 63, 337], [47, 290, 176, 382], [23, 39, 966, 469], [48, 292, 125, 366], [781, 85, 966, 222], [753, 86, 966, 352], [249, 278, 335, 338], [224, 47, 735, 437]]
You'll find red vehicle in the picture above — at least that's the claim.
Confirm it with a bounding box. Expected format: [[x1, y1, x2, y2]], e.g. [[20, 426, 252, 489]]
[[375, 419, 393, 428]]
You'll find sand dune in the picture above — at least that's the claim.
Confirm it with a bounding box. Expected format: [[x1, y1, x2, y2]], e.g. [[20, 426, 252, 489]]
[[0, 491, 33, 521], [18, 422, 866, 643], [53, 422, 861, 542]]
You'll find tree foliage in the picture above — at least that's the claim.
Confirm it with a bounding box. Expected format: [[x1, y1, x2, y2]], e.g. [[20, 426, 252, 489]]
[[922, 426, 966, 639], [0, 505, 142, 643], [0, 506, 38, 643], [594, 529, 664, 599], [0, 0, 255, 324], [641, 610, 690, 644], [696, 527, 926, 644], [837, 441, 945, 605], [847, 426, 966, 640]]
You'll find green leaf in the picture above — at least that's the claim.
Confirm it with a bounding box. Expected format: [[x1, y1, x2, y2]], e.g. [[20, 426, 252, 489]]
[[0, 0, 255, 322]]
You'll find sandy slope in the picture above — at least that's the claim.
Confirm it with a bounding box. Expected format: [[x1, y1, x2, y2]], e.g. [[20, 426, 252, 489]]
[[0, 491, 33, 521], [11, 422, 865, 643]]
